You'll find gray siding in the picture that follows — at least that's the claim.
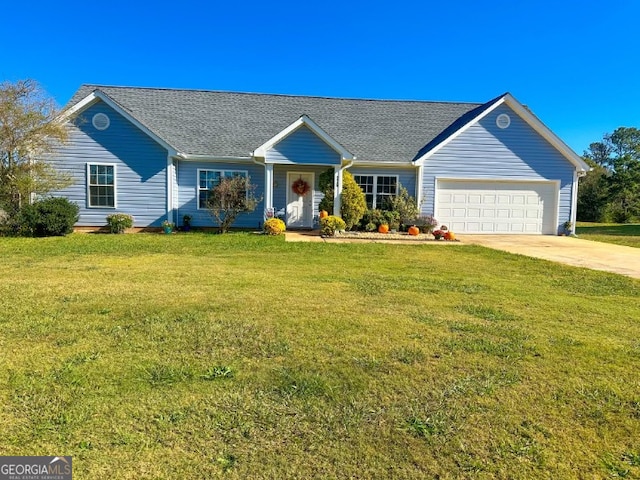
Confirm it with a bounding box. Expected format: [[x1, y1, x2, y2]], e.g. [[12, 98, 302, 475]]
[[49, 102, 168, 227], [421, 104, 575, 231], [265, 126, 341, 165], [176, 160, 265, 228]]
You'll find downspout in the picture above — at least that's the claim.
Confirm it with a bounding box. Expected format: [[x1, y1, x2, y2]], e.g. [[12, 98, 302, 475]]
[[334, 160, 354, 216], [571, 170, 586, 234]]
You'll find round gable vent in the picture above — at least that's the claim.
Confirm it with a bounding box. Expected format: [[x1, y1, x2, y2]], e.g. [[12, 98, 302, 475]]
[[92, 113, 110, 131], [496, 113, 511, 129]]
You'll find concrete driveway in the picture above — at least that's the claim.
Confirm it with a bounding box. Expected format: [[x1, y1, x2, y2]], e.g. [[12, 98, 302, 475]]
[[460, 235, 640, 279]]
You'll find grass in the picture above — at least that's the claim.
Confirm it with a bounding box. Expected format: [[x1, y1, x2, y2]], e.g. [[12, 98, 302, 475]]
[[576, 222, 640, 248], [1, 232, 639, 479]]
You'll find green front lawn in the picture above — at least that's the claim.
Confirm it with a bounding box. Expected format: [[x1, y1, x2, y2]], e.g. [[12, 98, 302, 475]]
[[577, 222, 640, 248], [1, 234, 639, 479]]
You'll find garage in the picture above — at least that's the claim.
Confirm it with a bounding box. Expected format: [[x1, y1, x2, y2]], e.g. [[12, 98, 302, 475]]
[[435, 180, 558, 234]]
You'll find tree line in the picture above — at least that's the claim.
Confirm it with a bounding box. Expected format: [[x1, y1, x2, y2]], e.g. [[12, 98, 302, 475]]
[[578, 127, 640, 223]]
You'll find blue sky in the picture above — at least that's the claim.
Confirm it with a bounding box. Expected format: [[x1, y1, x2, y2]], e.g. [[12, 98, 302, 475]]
[[2, 0, 639, 155]]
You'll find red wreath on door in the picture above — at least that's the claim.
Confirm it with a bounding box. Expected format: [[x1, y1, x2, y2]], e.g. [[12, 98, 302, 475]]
[[292, 178, 311, 196]]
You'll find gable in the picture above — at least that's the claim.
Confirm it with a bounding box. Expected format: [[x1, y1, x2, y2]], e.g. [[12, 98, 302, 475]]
[[263, 125, 342, 165], [72, 101, 169, 179], [62, 90, 177, 155], [413, 94, 589, 173], [430, 104, 576, 181]]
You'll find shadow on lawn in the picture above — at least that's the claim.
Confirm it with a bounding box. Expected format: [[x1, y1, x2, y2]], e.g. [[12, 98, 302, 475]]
[[577, 224, 640, 236]]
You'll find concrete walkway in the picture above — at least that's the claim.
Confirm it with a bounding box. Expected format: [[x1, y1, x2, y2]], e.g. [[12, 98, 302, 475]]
[[460, 235, 640, 279]]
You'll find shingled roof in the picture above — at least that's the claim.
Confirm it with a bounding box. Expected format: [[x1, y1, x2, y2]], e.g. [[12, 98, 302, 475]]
[[66, 85, 487, 163]]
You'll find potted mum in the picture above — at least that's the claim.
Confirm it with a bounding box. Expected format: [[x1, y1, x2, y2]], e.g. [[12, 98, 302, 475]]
[[162, 219, 174, 234]]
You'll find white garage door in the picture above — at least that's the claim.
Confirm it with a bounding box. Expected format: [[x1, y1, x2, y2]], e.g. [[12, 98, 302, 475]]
[[436, 181, 557, 234]]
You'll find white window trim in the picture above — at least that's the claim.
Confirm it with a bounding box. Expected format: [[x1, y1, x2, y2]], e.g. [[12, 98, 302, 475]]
[[86, 162, 117, 209], [197, 168, 249, 210], [354, 174, 399, 209]]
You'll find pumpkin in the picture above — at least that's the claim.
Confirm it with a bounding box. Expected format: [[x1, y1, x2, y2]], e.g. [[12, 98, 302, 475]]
[[319, 210, 329, 219], [408, 225, 420, 236], [378, 224, 389, 234], [444, 231, 455, 241]]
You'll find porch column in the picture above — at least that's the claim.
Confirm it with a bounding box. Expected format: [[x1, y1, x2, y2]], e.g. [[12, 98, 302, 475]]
[[333, 168, 342, 216], [265, 163, 274, 214]]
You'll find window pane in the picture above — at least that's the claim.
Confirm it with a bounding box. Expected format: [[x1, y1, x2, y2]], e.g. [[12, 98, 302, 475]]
[[376, 176, 397, 209], [354, 175, 374, 208], [88, 164, 114, 207], [199, 191, 209, 209]]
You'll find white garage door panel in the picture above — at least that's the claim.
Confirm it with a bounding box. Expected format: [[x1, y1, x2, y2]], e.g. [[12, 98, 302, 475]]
[[436, 181, 556, 234]]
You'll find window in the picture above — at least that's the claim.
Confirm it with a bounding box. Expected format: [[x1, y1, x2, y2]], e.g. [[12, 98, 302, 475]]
[[354, 174, 398, 209], [198, 169, 248, 209], [88, 164, 115, 207]]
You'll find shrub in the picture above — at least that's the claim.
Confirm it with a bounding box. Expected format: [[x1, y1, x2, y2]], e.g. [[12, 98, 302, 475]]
[[320, 215, 346, 236], [415, 215, 438, 234], [207, 176, 261, 233], [263, 218, 286, 235], [358, 209, 401, 231], [384, 184, 419, 225], [19, 197, 79, 237], [106, 213, 134, 234], [318, 168, 335, 213], [359, 209, 384, 231], [340, 171, 367, 230]]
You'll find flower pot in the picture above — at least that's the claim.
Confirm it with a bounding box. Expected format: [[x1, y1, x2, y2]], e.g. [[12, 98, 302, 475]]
[[163, 227, 172, 234]]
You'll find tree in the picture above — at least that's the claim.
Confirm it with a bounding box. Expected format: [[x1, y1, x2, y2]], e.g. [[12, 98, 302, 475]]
[[0, 80, 71, 219], [207, 175, 261, 233], [578, 127, 640, 223], [576, 157, 609, 222]]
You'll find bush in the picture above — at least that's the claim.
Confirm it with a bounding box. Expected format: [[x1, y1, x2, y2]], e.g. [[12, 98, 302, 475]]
[[340, 171, 367, 230], [415, 215, 438, 234], [318, 168, 335, 214], [358, 209, 403, 231], [384, 184, 419, 226], [19, 197, 79, 237], [263, 218, 286, 235], [320, 215, 346, 236], [106, 213, 134, 234], [207, 176, 261, 233]]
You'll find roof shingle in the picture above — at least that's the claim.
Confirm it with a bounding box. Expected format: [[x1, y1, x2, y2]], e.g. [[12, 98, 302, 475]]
[[67, 85, 484, 162]]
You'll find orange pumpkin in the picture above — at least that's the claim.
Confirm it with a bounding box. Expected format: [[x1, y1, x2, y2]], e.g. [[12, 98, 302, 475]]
[[408, 225, 420, 236], [444, 231, 455, 241], [378, 224, 389, 234], [319, 210, 329, 219]]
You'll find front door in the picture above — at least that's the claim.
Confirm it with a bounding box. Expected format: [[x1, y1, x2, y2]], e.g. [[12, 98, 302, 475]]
[[286, 172, 314, 228]]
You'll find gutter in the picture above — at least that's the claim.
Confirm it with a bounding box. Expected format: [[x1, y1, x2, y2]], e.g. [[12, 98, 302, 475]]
[[176, 153, 252, 162]]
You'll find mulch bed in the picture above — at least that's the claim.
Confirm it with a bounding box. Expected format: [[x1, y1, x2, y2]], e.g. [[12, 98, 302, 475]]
[[329, 231, 457, 242]]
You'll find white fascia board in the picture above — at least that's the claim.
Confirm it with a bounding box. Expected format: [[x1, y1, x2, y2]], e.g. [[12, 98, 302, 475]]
[[253, 115, 354, 160], [413, 97, 506, 166], [175, 153, 253, 162], [502, 95, 590, 173], [58, 90, 178, 157], [58, 92, 101, 119], [352, 160, 414, 168], [264, 159, 342, 166]]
